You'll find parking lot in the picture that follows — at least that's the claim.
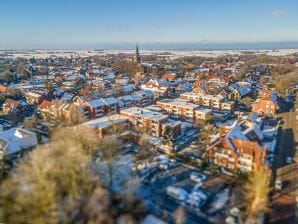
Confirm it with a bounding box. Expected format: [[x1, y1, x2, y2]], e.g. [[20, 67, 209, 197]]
[[134, 154, 235, 224]]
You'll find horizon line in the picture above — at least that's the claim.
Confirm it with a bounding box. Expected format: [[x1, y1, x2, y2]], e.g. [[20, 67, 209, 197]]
[[1, 41, 298, 51]]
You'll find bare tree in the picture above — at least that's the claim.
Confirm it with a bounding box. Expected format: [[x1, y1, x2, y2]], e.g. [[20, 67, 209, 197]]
[[135, 134, 154, 166], [68, 103, 84, 125], [22, 115, 38, 129], [244, 165, 271, 224], [106, 117, 126, 136], [98, 135, 121, 191], [174, 206, 185, 224], [0, 127, 109, 224]]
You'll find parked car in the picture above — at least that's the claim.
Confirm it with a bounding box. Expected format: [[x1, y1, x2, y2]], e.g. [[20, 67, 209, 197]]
[[230, 207, 240, 217], [190, 172, 207, 183], [166, 186, 188, 201], [158, 163, 168, 170], [225, 216, 238, 224], [186, 197, 201, 208], [275, 180, 283, 190], [190, 190, 208, 201], [286, 157, 292, 164], [186, 189, 207, 208]]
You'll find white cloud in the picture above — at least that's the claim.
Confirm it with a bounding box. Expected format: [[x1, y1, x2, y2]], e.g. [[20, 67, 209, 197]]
[[269, 9, 287, 18]]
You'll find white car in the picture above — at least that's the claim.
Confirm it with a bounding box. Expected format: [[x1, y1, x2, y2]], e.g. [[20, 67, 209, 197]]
[[166, 186, 188, 201], [190, 172, 207, 183], [286, 157, 292, 164], [275, 180, 283, 190], [158, 163, 168, 170], [230, 207, 240, 217], [186, 197, 201, 208], [190, 190, 208, 201]]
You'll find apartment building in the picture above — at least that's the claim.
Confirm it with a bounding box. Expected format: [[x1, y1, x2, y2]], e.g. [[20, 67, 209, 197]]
[[74, 96, 120, 119], [83, 114, 129, 139], [101, 97, 119, 114], [156, 99, 199, 121], [180, 92, 235, 112], [195, 108, 212, 121], [120, 107, 168, 137], [252, 91, 280, 115], [206, 114, 267, 172], [140, 83, 169, 99], [2, 98, 29, 115], [134, 90, 154, 106]]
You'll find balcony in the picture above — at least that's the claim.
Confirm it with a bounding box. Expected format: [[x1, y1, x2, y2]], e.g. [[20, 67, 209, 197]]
[[237, 163, 252, 172], [238, 157, 252, 164], [214, 152, 229, 159]]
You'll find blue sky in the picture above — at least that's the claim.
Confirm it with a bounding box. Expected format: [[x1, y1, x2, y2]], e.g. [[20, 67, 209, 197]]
[[0, 0, 298, 49]]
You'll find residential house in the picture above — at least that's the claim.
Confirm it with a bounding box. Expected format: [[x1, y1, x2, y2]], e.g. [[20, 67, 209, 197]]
[[24, 91, 42, 105], [38, 100, 53, 119], [162, 73, 177, 82], [252, 91, 280, 115], [0, 84, 7, 93], [133, 90, 154, 106], [119, 95, 141, 108], [206, 114, 267, 172], [195, 108, 213, 121], [0, 128, 37, 160], [101, 97, 119, 114], [224, 82, 252, 100], [73, 96, 103, 119], [140, 80, 169, 99], [2, 98, 29, 115]]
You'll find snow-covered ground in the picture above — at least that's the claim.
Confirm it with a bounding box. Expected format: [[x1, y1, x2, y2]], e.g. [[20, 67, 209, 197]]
[[2, 48, 298, 59], [94, 154, 137, 192]]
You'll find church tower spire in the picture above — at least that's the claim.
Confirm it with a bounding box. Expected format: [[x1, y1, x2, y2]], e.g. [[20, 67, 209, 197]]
[[134, 44, 141, 63]]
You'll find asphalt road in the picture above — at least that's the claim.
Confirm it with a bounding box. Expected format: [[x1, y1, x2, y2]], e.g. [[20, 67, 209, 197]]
[[273, 112, 296, 171], [268, 111, 297, 224]]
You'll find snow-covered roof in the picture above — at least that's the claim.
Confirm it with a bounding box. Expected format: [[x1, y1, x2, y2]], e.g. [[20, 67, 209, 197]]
[[269, 91, 280, 108], [224, 114, 266, 152], [24, 91, 42, 98], [101, 97, 118, 105], [181, 91, 225, 101], [157, 98, 199, 109], [60, 92, 73, 101], [195, 108, 212, 114], [135, 90, 154, 98], [0, 128, 37, 156], [83, 115, 128, 129], [116, 99, 125, 108], [141, 215, 166, 224], [121, 107, 168, 121], [88, 99, 105, 108]]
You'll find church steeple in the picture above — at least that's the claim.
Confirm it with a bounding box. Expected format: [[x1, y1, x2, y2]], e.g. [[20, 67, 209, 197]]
[[134, 44, 141, 63]]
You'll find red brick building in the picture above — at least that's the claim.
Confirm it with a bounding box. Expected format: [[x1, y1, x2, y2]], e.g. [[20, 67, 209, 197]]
[[206, 115, 267, 172], [206, 137, 266, 172], [120, 107, 168, 137], [2, 98, 28, 114], [252, 91, 280, 115]]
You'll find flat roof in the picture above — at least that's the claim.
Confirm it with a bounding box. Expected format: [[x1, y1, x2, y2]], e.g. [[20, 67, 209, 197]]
[[195, 108, 212, 114], [181, 92, 224, 100], [83, 114, 128, 129], [157, 98, 199, 109], [121, 106, 168, 121]]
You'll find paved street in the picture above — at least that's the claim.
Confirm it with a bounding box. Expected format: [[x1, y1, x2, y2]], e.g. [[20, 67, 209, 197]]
[[271, 112, 296, 175], [268, 111, 298, 224]]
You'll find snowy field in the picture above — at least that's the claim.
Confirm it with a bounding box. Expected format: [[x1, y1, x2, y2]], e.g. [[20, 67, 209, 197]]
[[1, 48, 298, 59]]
